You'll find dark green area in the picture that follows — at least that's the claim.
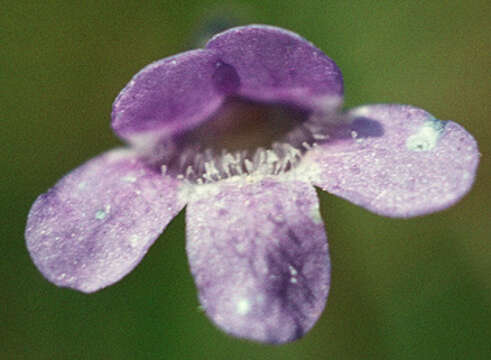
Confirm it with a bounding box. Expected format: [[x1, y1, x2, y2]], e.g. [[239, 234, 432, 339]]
[[2, 1, 490, 359]]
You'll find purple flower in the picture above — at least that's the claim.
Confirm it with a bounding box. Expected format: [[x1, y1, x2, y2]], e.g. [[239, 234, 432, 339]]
[[25, 25, 479, 344]]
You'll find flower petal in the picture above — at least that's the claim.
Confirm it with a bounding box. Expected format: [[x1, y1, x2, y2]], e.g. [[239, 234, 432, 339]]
[[309, 104, 480, 217], [25, 149, 185, 293], [112, 25, 344, 145], [186, 179, 330, 343], [206, 25, 343, 111], [112, 49, 224, 143]]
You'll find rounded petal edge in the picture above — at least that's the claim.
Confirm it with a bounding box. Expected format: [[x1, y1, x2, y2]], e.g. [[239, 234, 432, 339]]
[[186, 178, 330, 343], [111, 49, 224, 144], [206, 24, 343, 112], [308, 104, 480, 217], [26, 149, 185, 293]]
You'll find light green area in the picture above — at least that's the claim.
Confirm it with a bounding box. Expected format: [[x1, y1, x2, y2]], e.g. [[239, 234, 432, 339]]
[[2, 1, 490, 359]]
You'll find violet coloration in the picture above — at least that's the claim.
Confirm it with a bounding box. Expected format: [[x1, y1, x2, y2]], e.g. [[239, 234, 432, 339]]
[[25, 25, 479, 344]]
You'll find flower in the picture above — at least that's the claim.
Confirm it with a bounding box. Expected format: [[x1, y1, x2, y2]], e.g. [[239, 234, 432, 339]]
[[25, 25, 479, 344]]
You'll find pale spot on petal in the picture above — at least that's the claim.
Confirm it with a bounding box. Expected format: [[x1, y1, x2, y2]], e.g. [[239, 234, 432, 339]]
[[236, 298, 251, 315], [406, 119, 444, 152], [129, 235, 140, 248], [121, 175, 137, 183]]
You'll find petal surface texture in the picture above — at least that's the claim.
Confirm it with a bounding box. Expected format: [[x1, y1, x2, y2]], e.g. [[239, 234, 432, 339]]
[[26, 149, 184, 293], [186, 179, 330, 343], [111, 49, 223, 143], [206, 25, 343, 109], [310, 104, 480, 217]]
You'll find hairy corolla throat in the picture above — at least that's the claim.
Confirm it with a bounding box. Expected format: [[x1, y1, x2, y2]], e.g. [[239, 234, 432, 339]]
[[155, 96, 336, 184]]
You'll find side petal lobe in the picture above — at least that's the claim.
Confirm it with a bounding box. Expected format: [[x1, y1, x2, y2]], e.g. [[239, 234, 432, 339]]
[[309, 104, 479, 217], [26, 149, 184, 293]]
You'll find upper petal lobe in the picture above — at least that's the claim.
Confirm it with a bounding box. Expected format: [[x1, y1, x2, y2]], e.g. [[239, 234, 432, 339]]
[[111, 49, 224, 143], [111, 25, 344, 145], [206, 25, 343, 111], [26, 149, 185, 293]]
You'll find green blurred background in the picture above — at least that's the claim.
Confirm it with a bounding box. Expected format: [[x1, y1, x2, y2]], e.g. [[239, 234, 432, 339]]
[[2, 1, 490, 359]]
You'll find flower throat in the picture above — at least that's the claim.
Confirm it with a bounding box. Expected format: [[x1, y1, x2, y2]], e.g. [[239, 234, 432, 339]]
[[153, 96, 331, 184], [141, 61, 336, 183]]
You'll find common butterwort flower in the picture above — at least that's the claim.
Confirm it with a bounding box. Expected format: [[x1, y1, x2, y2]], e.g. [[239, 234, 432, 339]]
[[26, 25, 479, 343]]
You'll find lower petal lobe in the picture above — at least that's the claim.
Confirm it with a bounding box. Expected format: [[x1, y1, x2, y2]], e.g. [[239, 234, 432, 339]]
[[186, 178, 329, 343], [310, 104, 479, 217], [25, 149, 184, 293]]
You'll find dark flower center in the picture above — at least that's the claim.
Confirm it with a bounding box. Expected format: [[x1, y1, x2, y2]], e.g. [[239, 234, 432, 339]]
[[146, 62, 338, 184], [151, 96, 336, 184], [178, 97, 311, 154]]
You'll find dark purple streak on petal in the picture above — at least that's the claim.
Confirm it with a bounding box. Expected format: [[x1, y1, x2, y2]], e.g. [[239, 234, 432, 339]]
[[26, 149, 185, 293], [186, 179, 329, 343]]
